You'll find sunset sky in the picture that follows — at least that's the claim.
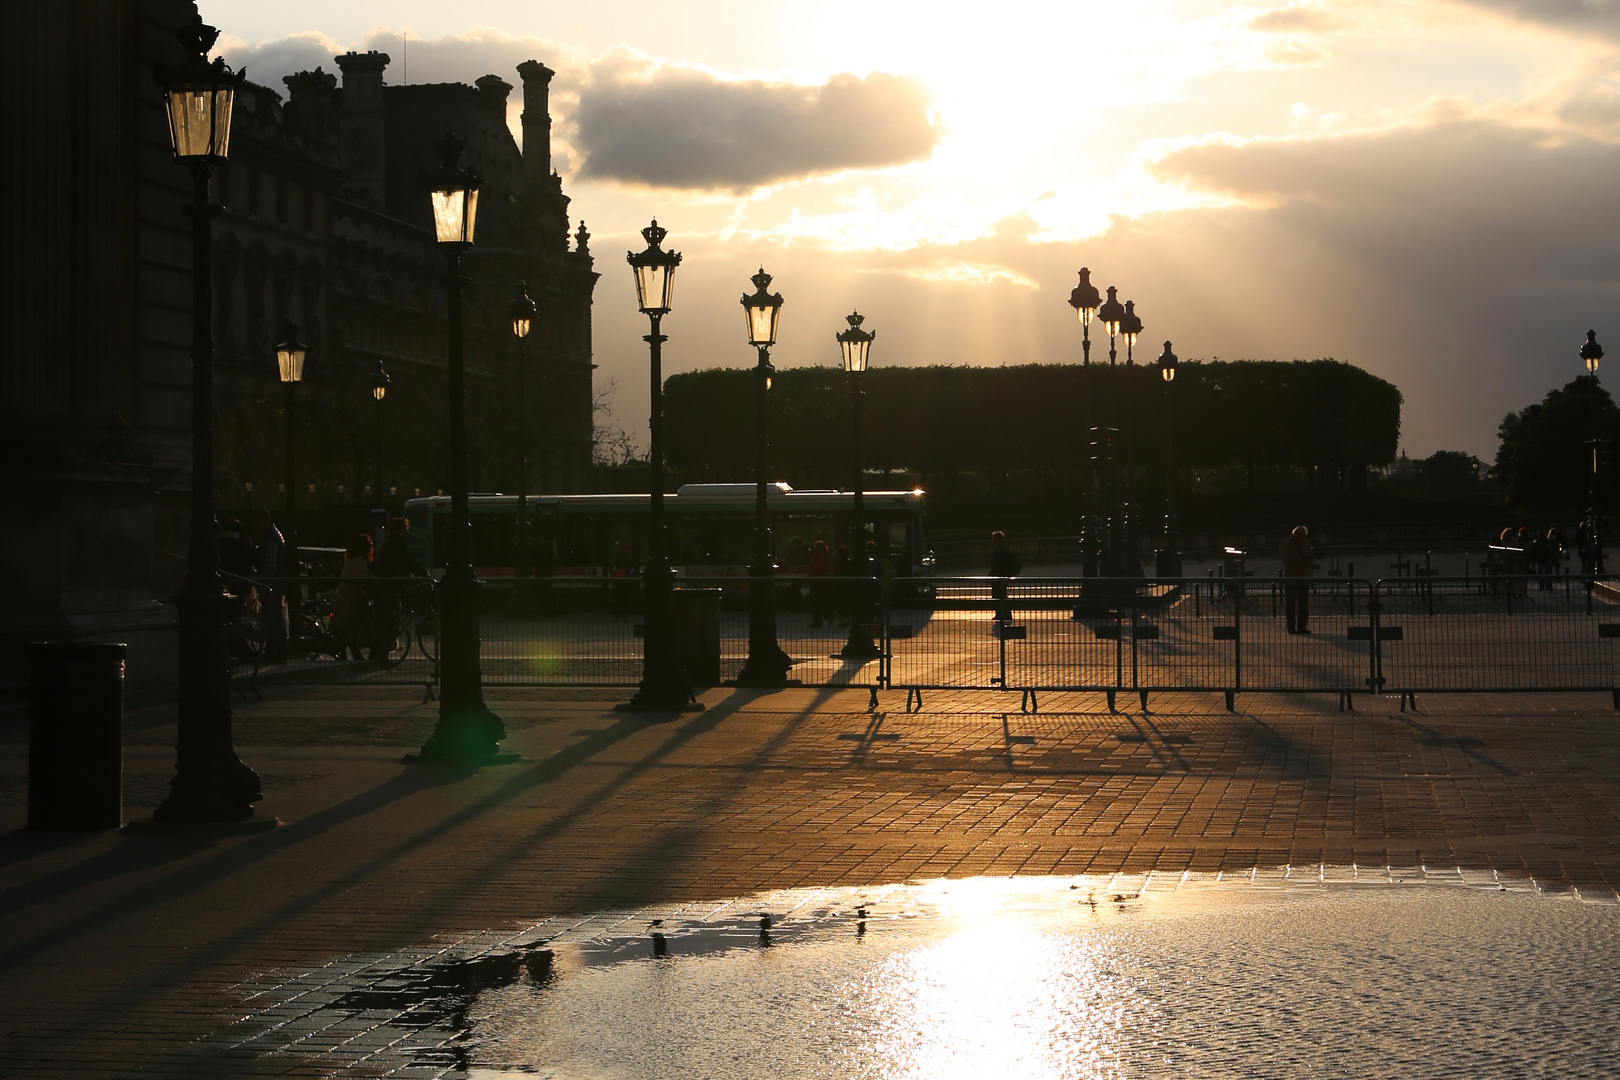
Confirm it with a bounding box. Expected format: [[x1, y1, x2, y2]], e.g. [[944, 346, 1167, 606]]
[[206, 0, 1620, 461]]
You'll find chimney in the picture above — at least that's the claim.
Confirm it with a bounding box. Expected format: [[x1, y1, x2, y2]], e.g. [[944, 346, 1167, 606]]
[[516, 60, 554, 180], [335, 51, 391, 209], [283, 67, 338, 142], [475, 74, 513, 116]]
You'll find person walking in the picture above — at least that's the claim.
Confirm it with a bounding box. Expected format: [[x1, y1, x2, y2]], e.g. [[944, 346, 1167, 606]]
[[989, 530, 1021, 622], [808, 539, 833, 627], [373, 517, 425, 662], [251, 509, 289, 663], [1279, 525, 1314, 634], [331, 533, 374, 661]]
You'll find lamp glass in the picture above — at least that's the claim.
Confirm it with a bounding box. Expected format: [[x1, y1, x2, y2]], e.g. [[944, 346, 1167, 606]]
[[277, 344, 305, 383], [429, 186, 479, 245], [512, 315, 531, 339], [840, 337, 871, 373], [1589, 356, 1601, 375], [745, 302, 780, 347], [1078, 306, 1093, 327], [1163, 366, 1176, 383], [372, 385, 386, 401], [634, 263, 675, 314], [165, 85, 234, 160]]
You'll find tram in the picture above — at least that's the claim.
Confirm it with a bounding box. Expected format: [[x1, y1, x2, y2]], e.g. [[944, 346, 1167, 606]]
[[402, 484, 930, 579]]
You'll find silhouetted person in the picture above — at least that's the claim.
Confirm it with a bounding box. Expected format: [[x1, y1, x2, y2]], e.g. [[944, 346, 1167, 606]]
[[252, 509, 289, 663], [373, 518, 424, 662], [1279, 525, 1313, 634], [808, 539, 833, 627], [331, 533, 373, 661], [218, 518, 255, 579], [989, 530, 1021, 621]]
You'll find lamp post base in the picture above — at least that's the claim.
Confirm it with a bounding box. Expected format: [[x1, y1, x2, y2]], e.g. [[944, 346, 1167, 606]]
[[616, 684, 704, 713], [735, 647, 795, 685], [154, 759, 262, 822], [412, 703, 508, 763]]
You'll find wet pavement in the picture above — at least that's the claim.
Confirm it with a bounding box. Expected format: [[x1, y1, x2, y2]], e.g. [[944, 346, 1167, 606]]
[[208, 874, 1620, 1078], [5, 686, 1620, 1077]]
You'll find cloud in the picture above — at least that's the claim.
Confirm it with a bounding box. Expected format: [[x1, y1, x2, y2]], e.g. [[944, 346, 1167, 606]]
[[1250, 5, 1346, 33], [1449, 0, 1620, 37], [572, 55, 941, 192]]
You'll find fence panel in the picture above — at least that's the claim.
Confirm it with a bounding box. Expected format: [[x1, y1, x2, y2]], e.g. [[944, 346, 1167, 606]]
[[1216, 576, 1374, 693], [1376, 575, 1620, 693]]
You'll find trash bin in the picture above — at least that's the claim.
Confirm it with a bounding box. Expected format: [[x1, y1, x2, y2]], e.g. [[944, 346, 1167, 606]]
[[26, 642, 126, 830], [671, 589, 722, 686], [1222, 546, 1247, 599]]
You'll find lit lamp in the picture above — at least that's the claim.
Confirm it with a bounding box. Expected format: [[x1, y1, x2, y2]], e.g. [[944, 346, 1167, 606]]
[[1583, 329, 1604, 378], [736, 269, 794, 685], [153, 14, 261, 821], [507, 282, 538, 606], [1068, 268, 1102, 366], [837, 312, 881, 658], [1120, 300, 1142, 366], [413, 133, 505, 762], [619, 221, 698, 711], [1098, 286, 1125, 365], [369, 359, 389, 507], [1155, 340, 1181, 576]]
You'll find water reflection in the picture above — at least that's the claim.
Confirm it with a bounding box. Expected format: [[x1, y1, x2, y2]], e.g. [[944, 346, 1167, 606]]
[[248, 876, 1620, 1080]]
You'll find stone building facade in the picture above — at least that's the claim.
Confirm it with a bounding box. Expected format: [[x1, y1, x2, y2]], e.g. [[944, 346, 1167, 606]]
[[1, 1, 596, 702]]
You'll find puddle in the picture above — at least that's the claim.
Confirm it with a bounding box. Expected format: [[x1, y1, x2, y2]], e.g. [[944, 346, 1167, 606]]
[[219, 872, 1620, 1078]]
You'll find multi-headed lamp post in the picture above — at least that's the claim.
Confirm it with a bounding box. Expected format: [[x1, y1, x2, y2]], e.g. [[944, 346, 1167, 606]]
[[1155, 341, 1181, 576], [1098, 286, 1125, 366], [837, 312, 881, 659], [154, 15, 262, 820], [415, 133, 505, 760], [369, 359, 389, 507], [621, 221, 699, 711], [736, 269, 794, 685], [1582, 330, 1607, 575], [508, 282, 537, 589]]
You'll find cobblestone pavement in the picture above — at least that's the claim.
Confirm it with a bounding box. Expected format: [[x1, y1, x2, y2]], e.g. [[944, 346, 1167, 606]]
[[3, 685, 1620, 1076]]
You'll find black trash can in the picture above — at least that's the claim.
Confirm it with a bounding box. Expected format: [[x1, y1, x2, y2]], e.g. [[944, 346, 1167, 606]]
[[671, 589, 722, 686], [26, 642, 126, 830]]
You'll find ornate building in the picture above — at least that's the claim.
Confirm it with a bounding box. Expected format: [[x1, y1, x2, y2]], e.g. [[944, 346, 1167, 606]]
[[213, 49, 598, 512], [1, 2, 597, 702]]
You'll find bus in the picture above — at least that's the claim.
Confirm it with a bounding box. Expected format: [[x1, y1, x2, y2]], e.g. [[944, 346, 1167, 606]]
[[403, 484, 930, 580]]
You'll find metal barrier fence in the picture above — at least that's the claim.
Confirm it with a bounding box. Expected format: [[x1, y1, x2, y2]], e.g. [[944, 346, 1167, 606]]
[[221, 571, 1620, 709], [886, 577, 1376, 711], [1373, 575, 1620, 702]]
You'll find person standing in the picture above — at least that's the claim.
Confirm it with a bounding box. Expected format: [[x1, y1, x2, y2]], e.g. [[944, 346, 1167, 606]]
[[989, 530, 1021, 622], [252, 509, 289, 663], [331, 533, 374, 661], [1279, 525, 1314, 634], [808, 539, 833, 627]]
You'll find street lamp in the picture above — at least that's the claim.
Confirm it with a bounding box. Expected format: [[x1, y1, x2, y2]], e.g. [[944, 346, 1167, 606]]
[[507, 281, 538, 612], [736, 268, 794, 685], [1155, 341, 1181, 576], [152, 16, 260, 821], [1581, 330, 1607, 575], [619, 220, 699, 711], [414, 133, 505, 761], [1070, 269, 1104, 576], [837, 312, 881, 659], [1098, 286, 1125, 366], [1120, 301, 1142, 366], [369, 359, 389, 507], [274, 320, 307, 648]]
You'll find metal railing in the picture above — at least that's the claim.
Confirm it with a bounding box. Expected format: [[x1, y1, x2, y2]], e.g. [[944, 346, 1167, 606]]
[[219, 571, 1620, 711]]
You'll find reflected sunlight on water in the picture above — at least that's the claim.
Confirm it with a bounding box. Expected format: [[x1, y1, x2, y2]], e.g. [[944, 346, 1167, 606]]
[[379, 876, 1620, 1079]]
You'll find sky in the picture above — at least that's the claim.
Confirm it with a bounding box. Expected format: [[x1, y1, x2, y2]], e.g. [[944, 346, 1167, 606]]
[[203, 0, 1620, 461]]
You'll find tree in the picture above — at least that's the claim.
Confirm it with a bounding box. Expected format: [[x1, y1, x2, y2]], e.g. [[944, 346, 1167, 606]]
[[1495, 375, 1620, 513]]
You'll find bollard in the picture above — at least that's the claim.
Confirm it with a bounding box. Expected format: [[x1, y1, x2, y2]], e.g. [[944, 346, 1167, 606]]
[[26, 642, 126, 830]]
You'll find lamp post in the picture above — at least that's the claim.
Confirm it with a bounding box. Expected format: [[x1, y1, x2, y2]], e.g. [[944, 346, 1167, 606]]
[[414, 133, 505, 760], [368, 358, 389, 507], [1155, 341, 1181, 576], [153, 16, 261, 820], [620, 221, 700, 711], [275, 321, 307, 647], [508, 282, 537, 596], [1094, 285, 1129, 573], [736, 269, 794, 685], [837, 312, 880, 658], [1582, 330, 1607, 575], [1070, 269, 1103, 577]]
